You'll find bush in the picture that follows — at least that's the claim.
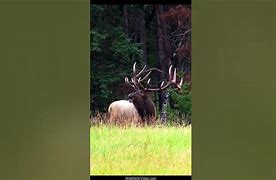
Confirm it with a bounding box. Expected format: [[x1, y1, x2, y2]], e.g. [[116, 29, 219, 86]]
[[168, 82, 192, 124]]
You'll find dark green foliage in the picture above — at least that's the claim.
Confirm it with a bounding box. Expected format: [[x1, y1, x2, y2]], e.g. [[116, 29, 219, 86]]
[[167, 82, 192, 124], [90, 5, 143, 112], [91, 29, 107, 52], [110, 28, 143, 62]]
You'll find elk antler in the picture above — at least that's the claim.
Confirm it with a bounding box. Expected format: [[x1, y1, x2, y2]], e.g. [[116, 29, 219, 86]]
[[125, 62, 183, 92], [144, 65, 183, 92], [125, 62, 147, 91], [125, 62, 161, 91]]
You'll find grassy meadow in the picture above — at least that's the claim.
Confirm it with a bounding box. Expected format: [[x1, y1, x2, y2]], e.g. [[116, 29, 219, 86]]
[[90, 123, 191, 175]]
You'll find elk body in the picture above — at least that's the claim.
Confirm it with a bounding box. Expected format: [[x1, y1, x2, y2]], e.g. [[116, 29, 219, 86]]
[[108, 63, 183, 124], [107, 100, 141, 125]]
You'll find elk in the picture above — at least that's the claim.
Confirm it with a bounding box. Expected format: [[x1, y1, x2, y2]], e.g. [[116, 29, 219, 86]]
[[124, 62, 183, 124]]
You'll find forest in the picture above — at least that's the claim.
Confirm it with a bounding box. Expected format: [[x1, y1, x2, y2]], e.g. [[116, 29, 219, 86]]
[[90, 4, 191, 124]]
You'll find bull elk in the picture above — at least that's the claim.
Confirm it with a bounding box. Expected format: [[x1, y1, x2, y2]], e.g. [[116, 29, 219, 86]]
[[124, 62, 183, 124]]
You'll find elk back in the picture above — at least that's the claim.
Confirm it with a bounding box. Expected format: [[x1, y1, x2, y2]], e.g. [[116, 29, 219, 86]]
[[107, 100, 141, 125]]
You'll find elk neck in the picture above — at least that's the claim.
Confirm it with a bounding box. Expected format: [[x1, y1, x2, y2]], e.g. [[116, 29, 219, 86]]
[[128, 91, 156, 121]]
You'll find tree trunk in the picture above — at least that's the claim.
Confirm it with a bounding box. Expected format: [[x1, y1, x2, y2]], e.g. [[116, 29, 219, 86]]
[[123, 5, 129, 36], [156, 5, 170, 123], [160, 91, 170, 123], [139, 6, 147, 65]]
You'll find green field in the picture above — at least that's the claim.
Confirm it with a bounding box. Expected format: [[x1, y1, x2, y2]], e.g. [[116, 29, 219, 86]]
[[90, 124, 191, 175]]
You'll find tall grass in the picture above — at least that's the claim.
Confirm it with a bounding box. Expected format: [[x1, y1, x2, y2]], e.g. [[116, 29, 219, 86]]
[[90, 123, 191, 175]]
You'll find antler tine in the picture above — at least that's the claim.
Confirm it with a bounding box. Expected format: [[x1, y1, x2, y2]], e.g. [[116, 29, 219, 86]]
[[125, 77, 132, 85], [147, 78, 151, 85], [132, 62, 140, 85], [138, 77, 148, 90], [133, 62, 147, 77], [130, 62, 147, 91], [168, 65, 173, 82], [132, 77, 146, 91], [136, 65, 147, 77], [173, 68, 177, 82], [125, 76, 140, 91], [133, 62, 137, 75], [125, 77, 133, 87], [179, 77, 183, 86], [145, 68, 162, 73], [139, 82, 147, 91], [160, 81, 164, 87], [139, 70, 152, 83], [125, 76, 132, 86], [177, 77, 184, 89], [131, 78, 138, 88]]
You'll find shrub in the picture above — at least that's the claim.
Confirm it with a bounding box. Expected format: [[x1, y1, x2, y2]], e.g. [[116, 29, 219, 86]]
[[168, 82, 192, 124]]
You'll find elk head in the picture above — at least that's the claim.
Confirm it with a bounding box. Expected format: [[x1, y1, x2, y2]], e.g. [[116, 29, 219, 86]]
[[125, 62, 183, 124]]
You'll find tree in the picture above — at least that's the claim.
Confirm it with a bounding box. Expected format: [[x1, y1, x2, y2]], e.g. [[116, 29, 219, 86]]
[[161, 5, 191, 80], [156, 5, 171, 123], [155, 5, 191, 123]]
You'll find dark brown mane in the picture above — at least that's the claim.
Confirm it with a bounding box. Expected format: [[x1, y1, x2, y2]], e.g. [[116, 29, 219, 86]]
[[128, 91, 156, 124]]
